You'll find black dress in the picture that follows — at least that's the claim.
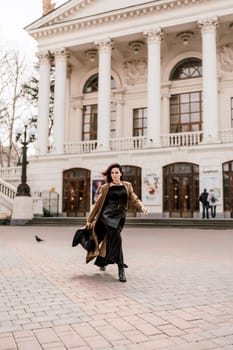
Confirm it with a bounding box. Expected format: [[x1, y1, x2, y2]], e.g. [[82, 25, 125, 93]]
[[94, 185, 127, 268]]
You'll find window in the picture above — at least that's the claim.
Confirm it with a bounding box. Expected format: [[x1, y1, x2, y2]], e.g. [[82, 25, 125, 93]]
[[83, 74, 98, 93], [133, 108, 147, 136], [170, 92, 202, 133], [83, 74, 116, 93], [231, 98, 233, 128], [170, 58, 202, 80], [110, 102, 116, 138], [82, 105, 97, 141]]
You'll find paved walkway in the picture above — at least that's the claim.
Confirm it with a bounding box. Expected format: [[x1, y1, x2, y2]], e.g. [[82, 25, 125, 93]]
[[0, 226, 233, 350]]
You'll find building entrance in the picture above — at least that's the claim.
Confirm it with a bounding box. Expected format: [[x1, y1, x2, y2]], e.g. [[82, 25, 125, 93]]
[[163, 163, 199, 218], [223, 161, 233, 217], [63, 168, 90, 216]]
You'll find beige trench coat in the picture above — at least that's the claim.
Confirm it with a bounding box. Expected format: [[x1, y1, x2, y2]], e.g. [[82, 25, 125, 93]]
[[85, 181, 144, 263]]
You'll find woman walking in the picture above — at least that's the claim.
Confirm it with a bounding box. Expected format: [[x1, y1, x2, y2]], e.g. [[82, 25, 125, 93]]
[[86, 163, 147, 282]]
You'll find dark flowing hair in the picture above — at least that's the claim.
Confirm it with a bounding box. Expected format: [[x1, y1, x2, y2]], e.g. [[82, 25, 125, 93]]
[[102, 163, 124, 183]]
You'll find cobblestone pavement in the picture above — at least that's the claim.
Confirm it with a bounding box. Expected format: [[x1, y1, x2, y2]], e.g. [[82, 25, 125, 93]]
[[0, 226, 233, 350]]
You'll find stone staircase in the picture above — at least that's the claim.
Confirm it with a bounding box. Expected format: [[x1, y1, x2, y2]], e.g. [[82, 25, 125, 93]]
[[23, 216, 233, 229]]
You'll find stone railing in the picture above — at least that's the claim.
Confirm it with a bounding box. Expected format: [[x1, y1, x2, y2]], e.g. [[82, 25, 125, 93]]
[[0, 166, 21, 179], [64, 140, 97, 154], [64, 133, 203, 154], [110, 136, 147, 151], [219, 128, 233, 143], [18, 129, 233, 157], [161, 131, 203, 147], [0, 178, 16, 199], [0, 178, 17, 212]]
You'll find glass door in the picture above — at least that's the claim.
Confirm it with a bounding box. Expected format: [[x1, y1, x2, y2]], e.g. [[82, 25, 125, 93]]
[[163, 163, 199, 218], [63, 168, 90, 217]]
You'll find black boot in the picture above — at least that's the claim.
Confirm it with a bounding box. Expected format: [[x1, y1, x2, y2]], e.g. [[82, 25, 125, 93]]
[[118, 265, 127, 282]]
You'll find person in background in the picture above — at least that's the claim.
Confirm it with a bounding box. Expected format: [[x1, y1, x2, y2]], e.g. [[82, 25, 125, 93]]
[[208, 189, 217, 218], [199, 188, 209, 219], [86, 163, 147, 282]]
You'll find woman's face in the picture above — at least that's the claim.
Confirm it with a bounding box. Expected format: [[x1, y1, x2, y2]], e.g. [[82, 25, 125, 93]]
[[111, 167, 122, 183]]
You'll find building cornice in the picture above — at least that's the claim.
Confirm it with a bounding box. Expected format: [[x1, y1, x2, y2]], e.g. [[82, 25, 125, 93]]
[[28, 0, 205, 40]]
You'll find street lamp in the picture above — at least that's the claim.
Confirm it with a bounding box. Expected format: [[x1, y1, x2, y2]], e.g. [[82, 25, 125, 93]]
[[15, 118, 36, 197]]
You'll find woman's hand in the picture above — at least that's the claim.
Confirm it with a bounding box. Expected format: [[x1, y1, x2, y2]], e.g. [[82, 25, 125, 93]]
[[142, 207, 148, 215], [86, 221, 93, 229]]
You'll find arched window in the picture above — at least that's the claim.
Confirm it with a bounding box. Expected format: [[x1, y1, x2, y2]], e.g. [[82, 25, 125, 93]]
[[170, 58, 202, 80], [83, 74, 116, 93]]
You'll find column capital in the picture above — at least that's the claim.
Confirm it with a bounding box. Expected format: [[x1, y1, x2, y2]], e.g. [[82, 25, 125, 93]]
[[143, 27, 163, 43], [198, 16, 219, 33], [95, 38, 113, 52], [36, 51, 51, 64], [53, 48, 70, 61]]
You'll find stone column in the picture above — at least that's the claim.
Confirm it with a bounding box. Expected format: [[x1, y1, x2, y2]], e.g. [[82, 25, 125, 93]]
[[95, 38, 112, 150], [65, 64, 72, 144], [144, 28, 163, 146], [37, 52, 51, 155], [161, 92, 170, 134], [53, 48, 69, 154], [69, 96, 83, 142], [198, 17, 219, 143], [114, 91, 125, 137]]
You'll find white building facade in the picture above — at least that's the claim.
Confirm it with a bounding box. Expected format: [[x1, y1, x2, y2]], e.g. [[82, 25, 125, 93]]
[[24, 0, 233, 218]]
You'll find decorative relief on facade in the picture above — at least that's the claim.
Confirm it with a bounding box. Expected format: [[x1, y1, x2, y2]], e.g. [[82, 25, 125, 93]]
[[198, 16, 219, 33], [218, 44, 233, 72], [123, 58, 147, 86]]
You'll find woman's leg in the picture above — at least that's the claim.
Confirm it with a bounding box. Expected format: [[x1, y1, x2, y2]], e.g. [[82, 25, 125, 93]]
[[118, 264, 127, 282], [94, 225, 124, 267]]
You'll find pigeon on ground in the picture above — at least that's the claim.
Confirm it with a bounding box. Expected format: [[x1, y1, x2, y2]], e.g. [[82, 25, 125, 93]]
[[35, 235, 44, 242]]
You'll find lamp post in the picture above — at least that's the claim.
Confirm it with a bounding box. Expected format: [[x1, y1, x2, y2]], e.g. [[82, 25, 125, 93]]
[[11, 118, 36, 223], [15, 118, 36, 195], [15, 121, 36, 197]]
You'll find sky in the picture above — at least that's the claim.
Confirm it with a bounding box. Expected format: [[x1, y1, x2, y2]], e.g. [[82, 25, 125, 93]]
[[0, 0, 66, 58]]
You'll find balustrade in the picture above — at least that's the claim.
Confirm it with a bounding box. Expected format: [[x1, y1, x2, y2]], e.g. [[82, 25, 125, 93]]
[[64, 140, 97, 154], [218, 128, 233, 143], [0, 166, 21, 179], [2, 130, 230, 158], [0, 179, 16, 200], [161, 131, 203, 147]]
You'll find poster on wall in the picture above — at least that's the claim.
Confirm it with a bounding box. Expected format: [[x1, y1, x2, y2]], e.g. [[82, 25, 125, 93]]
[[92, 178, 105, 204], [201, 169, 221, 205], [142, 169, 160, 204]]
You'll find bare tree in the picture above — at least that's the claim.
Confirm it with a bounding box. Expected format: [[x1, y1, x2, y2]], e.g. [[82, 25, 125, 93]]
[[22, 62, 55, 138], [0, 48, 35, 167]]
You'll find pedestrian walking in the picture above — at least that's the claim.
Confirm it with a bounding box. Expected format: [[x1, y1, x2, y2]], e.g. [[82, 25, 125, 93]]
[[86, 163, 147, 282], [199, 188, 209, 219]]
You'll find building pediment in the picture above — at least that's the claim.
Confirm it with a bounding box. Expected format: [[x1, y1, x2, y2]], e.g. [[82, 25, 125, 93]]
[[26, 0, 163, 30], [25, 0, 208, 41]]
